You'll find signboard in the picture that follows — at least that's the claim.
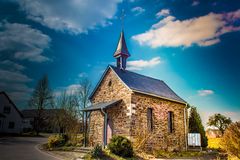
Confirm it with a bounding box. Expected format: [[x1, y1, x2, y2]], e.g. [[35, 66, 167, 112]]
[[188, 133, 201, 146]]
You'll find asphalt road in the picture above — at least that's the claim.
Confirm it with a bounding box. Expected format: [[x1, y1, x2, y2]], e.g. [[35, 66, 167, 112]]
[[0, 136, 61, 160]]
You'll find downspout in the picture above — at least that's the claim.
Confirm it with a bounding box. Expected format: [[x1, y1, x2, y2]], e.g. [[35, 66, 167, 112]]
[[101, 107, 107, 148], [184, 103, 188, 151], [84, 111, 87, 147]]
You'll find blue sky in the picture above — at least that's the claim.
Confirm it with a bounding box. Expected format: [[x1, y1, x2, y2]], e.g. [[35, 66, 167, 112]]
[[0, 0, 239, 126]]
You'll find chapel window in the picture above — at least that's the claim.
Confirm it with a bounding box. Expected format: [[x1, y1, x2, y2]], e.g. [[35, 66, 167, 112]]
[[168, 111, 174, 133], [147, 108, 153, 132]]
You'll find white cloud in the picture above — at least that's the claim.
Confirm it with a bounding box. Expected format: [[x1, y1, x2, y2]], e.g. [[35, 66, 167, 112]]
[[0, 60, 25, 71], [0, 69, 32, 83], [0, 82, 33, 93], [198, 89, 214, 96], [132, 9, 240, 48], [54, 84, 81, 96], [0, 21, 51, 62], [17, 0, 121, 34], [156, 9, 170, 18], [131, 7, 145, 16], [192, 1, 200, 6], [127, 57, 162, 71], [0, 68, 33, 105]]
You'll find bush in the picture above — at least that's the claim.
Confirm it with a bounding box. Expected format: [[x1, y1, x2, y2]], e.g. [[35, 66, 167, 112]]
[[90, 144, 103, 158], [47, 134, 67, 148], [221, 121, 240, 159], [108, 135, 133, 157]]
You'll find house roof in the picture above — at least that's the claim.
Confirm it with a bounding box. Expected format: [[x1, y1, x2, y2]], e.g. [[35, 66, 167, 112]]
[[81, 100, 121, 111], [89, 65, 186, 104], [0, 91, 24, 118]]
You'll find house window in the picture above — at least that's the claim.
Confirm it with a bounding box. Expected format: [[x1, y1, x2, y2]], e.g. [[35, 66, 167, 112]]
[[8, 122, 15, 129], [168, 111, 174, 133], [3, 106, 11, 114], [147, 108, 153, 132], [108, 80, 112, 87]]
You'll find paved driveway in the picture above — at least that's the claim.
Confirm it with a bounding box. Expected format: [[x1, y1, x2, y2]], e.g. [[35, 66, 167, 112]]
[[0, 136, 61, 160]]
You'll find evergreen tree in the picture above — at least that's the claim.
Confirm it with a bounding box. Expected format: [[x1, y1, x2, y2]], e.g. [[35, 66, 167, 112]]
[[189, 106, 208, 148]]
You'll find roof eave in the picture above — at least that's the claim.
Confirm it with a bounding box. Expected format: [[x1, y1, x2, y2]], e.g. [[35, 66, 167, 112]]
[[132, 89, 187, 105]]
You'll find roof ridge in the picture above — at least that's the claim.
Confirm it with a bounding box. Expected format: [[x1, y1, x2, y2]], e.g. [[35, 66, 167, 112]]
[[109, 65, 164, 82]]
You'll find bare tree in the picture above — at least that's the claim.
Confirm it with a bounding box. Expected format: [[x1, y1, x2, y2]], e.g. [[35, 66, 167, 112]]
[[29, 75, 52, 135], [77, 78, 91, 146]]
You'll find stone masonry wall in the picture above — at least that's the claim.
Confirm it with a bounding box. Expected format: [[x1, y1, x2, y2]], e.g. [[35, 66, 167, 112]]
[[89, 68, 132, 146], [130, 92, 187, 151]]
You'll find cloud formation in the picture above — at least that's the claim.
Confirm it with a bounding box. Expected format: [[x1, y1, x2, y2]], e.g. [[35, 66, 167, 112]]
[[132, 10, 240, 48], [198, 89, 214, 96], [0, 21, 51, 62], [131, 7, 145, 16], [127, 57, 162, 71], [192, 1, 200, 6], [0, 66, 33, 105], [156, 9, 170, 18], [0, 69, 32, 83], [0, 60, 25, 71], [54, 84, 81, 97], [17, 0, 121, 34]]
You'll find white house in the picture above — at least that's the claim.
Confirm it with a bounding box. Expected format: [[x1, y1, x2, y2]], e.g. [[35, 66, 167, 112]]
[[0, 91, 23, 134]]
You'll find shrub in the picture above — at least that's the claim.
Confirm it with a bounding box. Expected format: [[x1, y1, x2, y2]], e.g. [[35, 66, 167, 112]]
[[221, 121, 240, 159], [47, 134, 67, 148], [108, 135, 133, 157], [90, 144, 103, 158]]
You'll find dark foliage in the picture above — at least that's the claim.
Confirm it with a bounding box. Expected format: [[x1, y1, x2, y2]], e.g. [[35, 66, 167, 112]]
[[208, 113, 232, 135], [108, 135, 133, 158], [91, 144, 103, 158], [189, 106, 208, 148]]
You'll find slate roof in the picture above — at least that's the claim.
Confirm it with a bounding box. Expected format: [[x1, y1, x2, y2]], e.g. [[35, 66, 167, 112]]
[[81, 100, 121, 111], [89, 66, 186, 104]]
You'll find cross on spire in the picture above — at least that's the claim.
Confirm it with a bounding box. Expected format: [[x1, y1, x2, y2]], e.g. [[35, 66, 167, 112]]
[[120, 9, 126, 31], [113, 9, 130, 70]]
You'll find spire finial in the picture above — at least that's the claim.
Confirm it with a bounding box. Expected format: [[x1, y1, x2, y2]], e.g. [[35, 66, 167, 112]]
[[120, 9, 125, 31]]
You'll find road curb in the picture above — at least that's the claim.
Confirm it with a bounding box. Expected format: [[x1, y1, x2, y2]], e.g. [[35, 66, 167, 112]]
[[35, 144, 63, 160]]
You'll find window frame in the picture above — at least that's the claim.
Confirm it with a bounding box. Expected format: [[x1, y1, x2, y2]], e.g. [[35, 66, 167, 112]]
[[3, 106, 11, 114], [147, 108, 153, 132], [168, 111, 174, 133], [8, 122, 15, 129]]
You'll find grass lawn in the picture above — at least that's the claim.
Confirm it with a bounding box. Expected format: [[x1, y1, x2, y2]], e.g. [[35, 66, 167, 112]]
[[208, 138, 223, 150]]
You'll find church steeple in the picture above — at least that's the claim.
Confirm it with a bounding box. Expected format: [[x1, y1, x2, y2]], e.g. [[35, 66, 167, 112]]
[[113, 31, 130, 70]]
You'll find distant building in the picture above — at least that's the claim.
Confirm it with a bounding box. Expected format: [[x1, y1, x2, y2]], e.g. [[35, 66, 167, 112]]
[[21, 109, 64, 133], [0, 91, 23, 134], [206, 128, 222, 138], [82, 31, 188, 151]]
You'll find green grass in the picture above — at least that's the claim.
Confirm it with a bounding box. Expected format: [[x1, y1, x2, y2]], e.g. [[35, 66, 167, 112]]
[[153, 150, 204, 158], [208, 138, 223, 149]]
